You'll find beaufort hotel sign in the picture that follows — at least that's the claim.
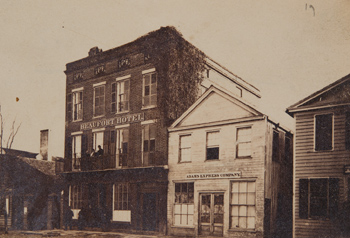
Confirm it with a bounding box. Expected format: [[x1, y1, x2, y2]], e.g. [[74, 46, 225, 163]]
[[80, 113, 145, 130]]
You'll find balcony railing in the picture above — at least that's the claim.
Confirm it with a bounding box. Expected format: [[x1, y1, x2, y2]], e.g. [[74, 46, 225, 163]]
[[70, 151, 165, 172]]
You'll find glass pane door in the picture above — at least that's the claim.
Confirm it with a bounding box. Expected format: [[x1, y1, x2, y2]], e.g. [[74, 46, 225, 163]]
[[199, 193, 224, 236]]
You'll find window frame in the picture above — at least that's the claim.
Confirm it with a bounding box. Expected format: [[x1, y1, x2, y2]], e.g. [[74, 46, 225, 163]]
[[236, 127, 252, 159], [299, 178, 339, 220], [179, 134, 192, 163], [72, 134, 82, 170], [142, 123, 156, 166], [142, 71, 157, 108], [92, 130, 104, 152], [230, 180, 256, 230], [345, 112, 350, 150], [115, 126, 129, 167], [72, 90, 83, 121], [113, 183, 131, 222], [314, 113, 334, 151], [93, 83, 106, 117], [173, 182, 194, 227], [206, 131, 220, 161], [70, 185, 83, 210]]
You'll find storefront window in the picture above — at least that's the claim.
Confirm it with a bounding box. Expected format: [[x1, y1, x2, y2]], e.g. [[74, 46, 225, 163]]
[[174, 183, 194, 226], [113, 183, 131, 222], [230, 181, 256, 229]]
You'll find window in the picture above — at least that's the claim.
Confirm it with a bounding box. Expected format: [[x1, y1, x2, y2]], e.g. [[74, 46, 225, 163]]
[[92, 131, 104, 153], [299, 178, 339, 219], [70, 185, 83, 210], [236, 127, 251, 158], [94, 85, 105, 117], [72, 135, 82, 170], [230, 181, 256, 229], [143, 124, 156, 165], [315, 114, 333, 151], [180, 135, 191, 162], [72, 91, 83, 121], [112, 80, 130, 113], [116, 128, 129, 167], [113, 183, 131, 222], [346, 112, 350, 150], [142, 72, 157, 107], [174, 183, 194, 226], [206, 131, 219, 160]]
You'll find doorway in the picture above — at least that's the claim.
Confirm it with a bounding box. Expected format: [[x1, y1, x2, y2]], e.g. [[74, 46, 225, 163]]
[[142, 193, 157, 231], [199, 193, 224, 236]]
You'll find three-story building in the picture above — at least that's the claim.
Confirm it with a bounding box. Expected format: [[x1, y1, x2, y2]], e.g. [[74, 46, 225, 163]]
[[62, 26, 260, 234]]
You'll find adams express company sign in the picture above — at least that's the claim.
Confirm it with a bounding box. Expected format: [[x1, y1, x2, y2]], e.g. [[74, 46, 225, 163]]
[[186, 171, 241, 180], [80, 113, 144, 130]]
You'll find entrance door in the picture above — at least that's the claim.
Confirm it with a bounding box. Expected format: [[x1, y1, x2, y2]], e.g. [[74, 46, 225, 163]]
[[199, 193, 224, 236], [142, 193, 157, 231]]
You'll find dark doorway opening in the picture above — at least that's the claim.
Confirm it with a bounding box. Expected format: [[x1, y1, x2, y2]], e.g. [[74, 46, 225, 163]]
[[142, 193, 157, 231]]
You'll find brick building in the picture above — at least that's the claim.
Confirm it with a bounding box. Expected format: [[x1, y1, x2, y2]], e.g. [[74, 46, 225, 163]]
[[62, 26, 265, 235], [287, 74, 350, 238], [167, 86, 293, 237]]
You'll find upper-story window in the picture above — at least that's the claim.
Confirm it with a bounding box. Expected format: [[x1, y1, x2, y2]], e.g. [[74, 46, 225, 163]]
[[116, 127, 129, 167], [112, 76, 130, 113], [72, 134, 82, 170], [72, 90, 83, 121], [92, 130, 104, 156], [143, 123, 156, 166], [93, 83, 105, 117], [142, 71, 157, 108], [179, 135, 191, 162], [315, 114, 333, 151], [206, 131, 219, 160], [236, 127, 251, 158]]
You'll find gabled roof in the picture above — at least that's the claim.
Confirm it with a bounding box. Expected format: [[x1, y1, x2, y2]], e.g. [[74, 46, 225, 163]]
[[286, 73, 350, 116], [169, 85, 264, 130]]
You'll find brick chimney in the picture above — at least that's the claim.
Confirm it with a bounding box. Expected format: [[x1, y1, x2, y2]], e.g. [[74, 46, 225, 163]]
[[40, 129, 49, 160]]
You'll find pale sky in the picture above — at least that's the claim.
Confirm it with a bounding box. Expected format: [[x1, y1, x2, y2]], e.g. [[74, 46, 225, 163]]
[[1, 0, 350, 157]]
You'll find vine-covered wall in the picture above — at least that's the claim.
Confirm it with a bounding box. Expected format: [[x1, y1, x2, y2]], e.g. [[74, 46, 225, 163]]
[[141, 26, 207, 126]]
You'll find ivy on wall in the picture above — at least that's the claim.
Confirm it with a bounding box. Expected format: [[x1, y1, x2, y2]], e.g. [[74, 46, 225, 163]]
[[140, 26, 206, 126]]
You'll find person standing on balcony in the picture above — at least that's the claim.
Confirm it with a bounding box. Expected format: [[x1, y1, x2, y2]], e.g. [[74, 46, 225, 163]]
[[97, 145, 104, 156]]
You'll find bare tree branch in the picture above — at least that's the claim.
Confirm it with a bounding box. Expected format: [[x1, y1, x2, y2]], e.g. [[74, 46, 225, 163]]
[[8, 122, 21, 149]]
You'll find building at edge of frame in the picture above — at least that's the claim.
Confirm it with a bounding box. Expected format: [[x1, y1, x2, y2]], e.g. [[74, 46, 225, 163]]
[[62, 26, 290, 236], [287, 74, 350, 238], [167, 85, 293, 237]]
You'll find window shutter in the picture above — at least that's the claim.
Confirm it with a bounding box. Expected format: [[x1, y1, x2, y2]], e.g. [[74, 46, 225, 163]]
[[65, 136, 72, 171], [67, 93, 72, 122], [299, 179, 309, 219], [329, 178, 339, 219], [82, 133, 88, 156]]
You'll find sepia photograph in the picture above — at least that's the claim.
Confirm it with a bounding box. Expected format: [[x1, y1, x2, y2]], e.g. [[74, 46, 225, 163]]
[[0, 1, 350, 237]]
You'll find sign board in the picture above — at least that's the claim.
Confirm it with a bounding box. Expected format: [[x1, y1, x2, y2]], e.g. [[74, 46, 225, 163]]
[[80, 113, 144, 130], [186, 171, 241, 180]]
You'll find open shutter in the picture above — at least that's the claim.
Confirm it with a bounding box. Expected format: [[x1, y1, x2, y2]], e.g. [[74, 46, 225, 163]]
[[329, 178, 339, 219], [65, 136, 72, 171], [299, 179, 309, 219]]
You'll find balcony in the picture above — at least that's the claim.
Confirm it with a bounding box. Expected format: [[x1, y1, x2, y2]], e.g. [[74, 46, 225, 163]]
[[70, 151, 166, 172]]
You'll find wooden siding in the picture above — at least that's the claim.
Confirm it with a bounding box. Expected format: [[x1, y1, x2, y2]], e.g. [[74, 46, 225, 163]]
[[294, 108, 350, 237]]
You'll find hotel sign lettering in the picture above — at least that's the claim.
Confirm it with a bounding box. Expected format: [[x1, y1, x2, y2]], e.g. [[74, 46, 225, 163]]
[[80, 113, 144, 130], [186, 171, 241, 180]]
